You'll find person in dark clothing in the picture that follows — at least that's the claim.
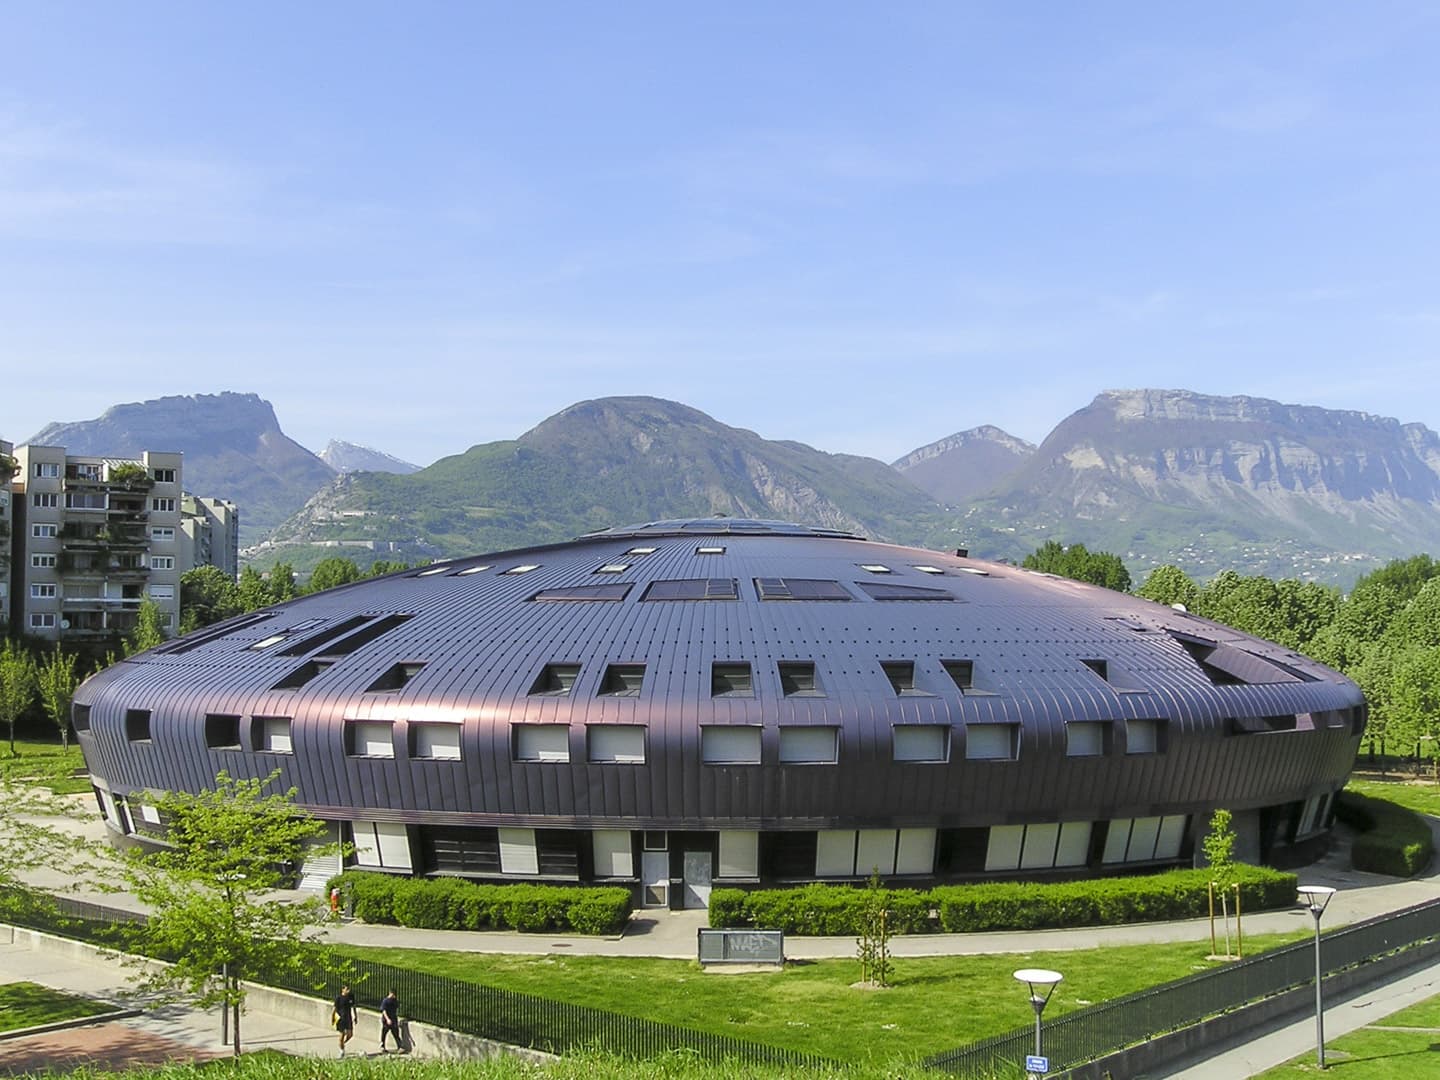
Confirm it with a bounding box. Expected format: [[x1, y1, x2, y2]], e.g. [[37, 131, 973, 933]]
[[333, 984, 357, 1056], [379, 988, 401, 1051]]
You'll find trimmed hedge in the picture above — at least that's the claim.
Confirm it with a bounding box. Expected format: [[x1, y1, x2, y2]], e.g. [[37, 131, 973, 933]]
[[330, 871, 633, 934], [1336, 790, 1434, 877], [709, 865, 1298, 936]]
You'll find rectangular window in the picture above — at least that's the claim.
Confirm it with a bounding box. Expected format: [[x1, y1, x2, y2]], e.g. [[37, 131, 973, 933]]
[[31, 554, 57, 568], [421, 826, 498, 874], [65, 492, 105, 509], [151, 527, 175, 542], [592, 830, 634, 877], [29, 613, 57, 629], [152, 468, 176, 483], [32, 524, 58, 539], [32, 492, 59, 508], [598, 664, 645, 696], [711, 662, 753, 696], [533, 583, 632, 601], [1126, 718, 1164, 754], [1055, 822, 1093, 867], [1103, 815, 1185, 864], [365, 661, 425, 692], [755, 578, 852, 601], [595, 563, 629, 574], [696, 545, 725, 555], [151, 497, 176, 513], [778, 726, 838, 764], [718, 831, 759, 878], [204, 714, 241, 749], [257, 716, 293, 754], [641, 578, 738, 601], [412, 723, 463, 760], [816, 830, 858, 877], [347, 721, 395, 758], [529, 663, 581, 696], [778, 661, 822, 696], [353, 821, 413, 870], [856, 829, 897, 876], [125, 709, 151, 743], [701, 726, 762, 764], [31, 584, 57, 599], [587, 725, 646, 763], [1066, 721, 1109, 757], [148, 585, 175, 600], [1020, 823, 1061, 870], [893, 725, 949, 762], [35, 462, 60, 478], [499, 827, 540, 875], [150, 555, 175, 570], [513, 724, 570, 762], [896, 828, 937, 875], [965, 723, 1018, 761], [984, 824, 1025, 871], [881, 661, 920, 695], [72, 704, 91, 732]]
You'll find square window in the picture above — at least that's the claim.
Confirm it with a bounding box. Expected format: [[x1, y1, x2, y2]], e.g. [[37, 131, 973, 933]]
[[513, 724, 570, 762], [205, 714, 241, 749], [1127, 719, 1165, 754], [881, 661, 924, 695], [152, 468, 176, 483], [347, 721, 395, 757], [701, 726, 762, 764], [966, 723, 1018, 761], [711, 662, 753, 697], [125, 709, 152, 743], [588, 725, 646, 763], [411, 723, 463, 760], [256, 716, 293, 754], [778, 661, 822, 696], [529, 663, 581, 696], [779, 726, 838, 764], [893, 725, 949, 762], [72, 704, 91, 732], [598, 664, 645, 697], [1066, 721, 1109, 757]]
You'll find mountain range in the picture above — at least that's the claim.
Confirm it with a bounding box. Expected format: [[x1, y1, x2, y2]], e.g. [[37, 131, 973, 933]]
[[23, 389, 1440, 586]]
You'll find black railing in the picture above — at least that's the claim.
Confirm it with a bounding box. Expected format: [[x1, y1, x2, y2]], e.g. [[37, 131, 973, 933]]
[[5, 894, 825, 1070], [925, 896, 1440, 1076]]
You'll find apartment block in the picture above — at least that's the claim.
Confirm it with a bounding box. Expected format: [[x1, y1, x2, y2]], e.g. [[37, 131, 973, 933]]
[[12, 446, 185, 642], [181, 495, 240, 579], [0, 439, 14, 630]]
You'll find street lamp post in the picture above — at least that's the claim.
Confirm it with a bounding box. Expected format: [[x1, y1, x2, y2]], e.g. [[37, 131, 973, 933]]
[[1014, 968, 1063, 1076], [1297, 885, 1336, 1069]]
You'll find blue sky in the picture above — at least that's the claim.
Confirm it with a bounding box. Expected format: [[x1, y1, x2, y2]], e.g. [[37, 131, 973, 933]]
[[3, 3, 1438, 467]]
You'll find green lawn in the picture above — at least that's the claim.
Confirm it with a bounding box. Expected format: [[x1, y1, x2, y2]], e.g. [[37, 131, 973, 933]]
[[1348, 776, 1440, 819], [340, 932, 1309, 1066], [1255, 994, 1440, 1078], [0, 981, 113, 1032], [0, 738, 89, 794]]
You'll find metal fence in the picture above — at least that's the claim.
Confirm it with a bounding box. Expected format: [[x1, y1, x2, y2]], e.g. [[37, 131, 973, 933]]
[[6, 893, 825, 1070], [925, 896, 1440, 1077]]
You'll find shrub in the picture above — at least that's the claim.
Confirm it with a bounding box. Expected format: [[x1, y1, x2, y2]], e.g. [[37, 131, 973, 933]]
[[330, 871, 633, 934], [1338, 791, 1434, 877]]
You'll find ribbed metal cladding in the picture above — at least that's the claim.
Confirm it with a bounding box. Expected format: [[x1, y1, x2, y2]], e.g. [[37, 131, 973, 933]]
[[74, 519, 1363, 850]]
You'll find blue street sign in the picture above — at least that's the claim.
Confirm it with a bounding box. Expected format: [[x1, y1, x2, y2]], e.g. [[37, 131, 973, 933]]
[[1025, 1055, 1049, 1074]]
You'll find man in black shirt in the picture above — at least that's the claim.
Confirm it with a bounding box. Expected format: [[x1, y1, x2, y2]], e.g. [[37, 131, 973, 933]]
[[333, 984, 357, 1056], [379, 988, 401, 1051]]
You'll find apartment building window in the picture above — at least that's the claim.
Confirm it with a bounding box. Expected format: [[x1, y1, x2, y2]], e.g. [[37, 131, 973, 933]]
[[151, 527, 175, 542], [30, 584, 57, 599], [151, 555, 175, 570], [151, 497, 176, 513], [32, 492, 59, 508], [34, 462, 59, 478], [32, 524, 57, 539], [29, 613, 56, 629], [31, 554, 57, 569], [148, 585, 175, 600], [152, 468, 176, 483]]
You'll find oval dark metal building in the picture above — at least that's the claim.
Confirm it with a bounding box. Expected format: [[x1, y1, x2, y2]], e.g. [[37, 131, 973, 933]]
[[73, 520, 1365, 907]]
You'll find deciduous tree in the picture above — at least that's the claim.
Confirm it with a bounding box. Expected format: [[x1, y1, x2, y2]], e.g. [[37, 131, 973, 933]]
[[0, 641, 37, 755], [36, 646, 80, 752], [306, 557, 361, 594]]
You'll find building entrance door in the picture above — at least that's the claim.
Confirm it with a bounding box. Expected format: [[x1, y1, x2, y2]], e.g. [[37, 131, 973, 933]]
[[682, 850, 712, 909], [641, 849, 670, 908]]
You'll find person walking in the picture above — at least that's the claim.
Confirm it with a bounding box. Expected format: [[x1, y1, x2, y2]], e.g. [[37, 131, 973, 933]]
[[379, 988, 401, 1052], [333, 984, 358, 1057]]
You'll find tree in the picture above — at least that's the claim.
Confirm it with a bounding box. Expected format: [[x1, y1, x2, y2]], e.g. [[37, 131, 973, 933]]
[[235, 565, 273, 613], [180, 566, 241, 631], [1022, 541, 1132, 592], [268, 563, 298, 603], [36, 646, 80, 752], [306, 557, 362, 594], [1136, 565, 1200, 610], [1388, 645, 1440, 780], [125, 597, 168, 656], [125, 770, 336, 1055], [0, 640, 37, 755], [1202, 809, 1240, 958]]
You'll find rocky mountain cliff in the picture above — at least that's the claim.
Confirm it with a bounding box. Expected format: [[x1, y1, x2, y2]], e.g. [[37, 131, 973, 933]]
[[27, 393, 335, 544], [319, 440, 420, 475], [893, 425, 1036, 504], [956, 389, 1440, 581], [258, 396, 949, 566]]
